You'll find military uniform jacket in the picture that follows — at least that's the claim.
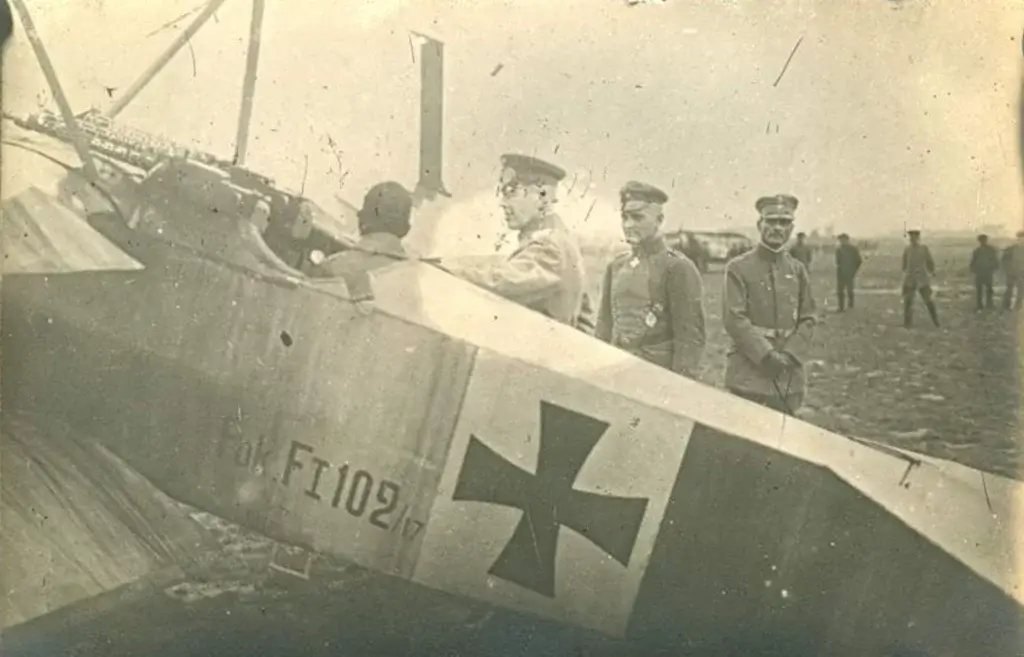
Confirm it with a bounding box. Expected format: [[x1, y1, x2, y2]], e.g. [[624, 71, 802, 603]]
[[594, 237, 706, 378], [901, 244, 935, 288], [309, 233, 407, 278], [835, 244, 862, 278], [453, 213, 586, 326], [1002, 244, 1024, 280], [970, 245, 999, 276], [722, 245, 817, 405]]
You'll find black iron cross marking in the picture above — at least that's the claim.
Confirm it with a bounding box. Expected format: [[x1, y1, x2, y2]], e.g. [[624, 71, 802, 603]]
[[451, 400, 650, 598]]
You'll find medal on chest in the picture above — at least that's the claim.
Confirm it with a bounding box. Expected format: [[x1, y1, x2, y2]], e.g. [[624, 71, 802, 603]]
[[629, 256, 640, 268], [645, 302, 663, 328]]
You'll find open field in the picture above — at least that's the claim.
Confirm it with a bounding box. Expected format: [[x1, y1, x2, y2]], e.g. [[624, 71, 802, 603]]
[[584, 237, 1023, 480]]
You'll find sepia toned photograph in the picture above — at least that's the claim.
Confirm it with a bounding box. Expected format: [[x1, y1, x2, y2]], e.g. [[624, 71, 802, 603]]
[[1, 0, 1022, 655]]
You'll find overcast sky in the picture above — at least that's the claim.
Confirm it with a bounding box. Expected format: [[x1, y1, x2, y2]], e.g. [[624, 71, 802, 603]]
[[4, 0, 1021, 248]]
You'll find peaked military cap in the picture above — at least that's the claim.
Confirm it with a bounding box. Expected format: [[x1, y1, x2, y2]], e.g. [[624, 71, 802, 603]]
[[755, 194, 799, 220], [499, 154, 567, 188], [620, 181, 669, 212]]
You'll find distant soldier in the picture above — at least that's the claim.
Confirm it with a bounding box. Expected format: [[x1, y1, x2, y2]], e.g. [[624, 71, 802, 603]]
[[723, 194, 817, 415], [594, 181, 706, 378], [968, 233, 999, 311], [901, 228, 940, 328], [789, 232, 813, 268], [309, 181, 412, 277], [834, 233, 862, 311], [1001, 231, 1024, 311], [443, 154, 586, 326]]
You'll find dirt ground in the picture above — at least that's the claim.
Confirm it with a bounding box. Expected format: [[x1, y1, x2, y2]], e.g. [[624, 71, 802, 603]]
[[584, 237, 1023, 480]]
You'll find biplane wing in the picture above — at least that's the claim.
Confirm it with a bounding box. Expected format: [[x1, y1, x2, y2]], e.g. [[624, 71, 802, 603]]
[[2, 186, 1023, 655], [0, 170, 218, 636], [3, 1, 1023, 654]]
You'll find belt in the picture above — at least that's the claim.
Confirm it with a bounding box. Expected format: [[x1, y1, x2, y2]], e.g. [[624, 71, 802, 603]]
[[751, 326, 787, 340]]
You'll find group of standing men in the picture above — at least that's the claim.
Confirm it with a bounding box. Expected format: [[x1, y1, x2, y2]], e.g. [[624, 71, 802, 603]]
[[440, 153, 818, 416], [969, 231, 1024, 312], [786, 231, 863, 314], [316, 152, 821, 416]]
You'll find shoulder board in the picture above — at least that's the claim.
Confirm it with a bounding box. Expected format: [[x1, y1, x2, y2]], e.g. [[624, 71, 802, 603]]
[[664, 249, 692, 265], [528, 228, 553, 241]]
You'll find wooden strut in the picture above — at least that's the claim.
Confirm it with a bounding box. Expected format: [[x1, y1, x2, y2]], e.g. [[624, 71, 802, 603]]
[[105, 0, 231, 120], [233, 0, 266, 166], [8, 0, 99, 182], [14, 1, 447, 211]]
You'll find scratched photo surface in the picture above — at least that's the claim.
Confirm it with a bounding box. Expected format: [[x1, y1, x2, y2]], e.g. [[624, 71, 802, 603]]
[[1, 0, 1022, 656]]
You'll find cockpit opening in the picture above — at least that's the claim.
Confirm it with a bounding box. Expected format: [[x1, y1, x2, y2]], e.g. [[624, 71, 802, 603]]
[[120, 157, 357, 276]]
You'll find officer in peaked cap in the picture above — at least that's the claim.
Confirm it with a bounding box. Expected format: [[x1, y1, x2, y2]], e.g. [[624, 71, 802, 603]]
[[721, 193, 818, 414], [498, 153, 567, 190], [594, 181, 706, 378], [619, 180, 669, 209], [442, 153, 587, 327], [755, 193, 799, 220], [901, 226, 940, 327]]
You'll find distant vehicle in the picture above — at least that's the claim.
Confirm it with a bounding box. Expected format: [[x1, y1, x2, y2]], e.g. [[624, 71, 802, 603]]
[[665, 230, 754, 269], [664, 230, 710, 272], [723, 235, 755, 260]]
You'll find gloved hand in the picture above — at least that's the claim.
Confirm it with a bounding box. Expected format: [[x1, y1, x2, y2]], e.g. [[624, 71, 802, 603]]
[[760, 351, 793, 378]]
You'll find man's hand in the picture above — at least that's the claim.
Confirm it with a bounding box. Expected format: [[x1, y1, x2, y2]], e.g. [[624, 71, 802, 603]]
[[760, 351, 794, 378]]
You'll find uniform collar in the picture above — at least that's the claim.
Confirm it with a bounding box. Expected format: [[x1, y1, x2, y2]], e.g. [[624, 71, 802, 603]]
[[756, 242, 787, 263], [518, 212, 561, 244], [357, 232, 406, 257], [631, 235, 667, 257]]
